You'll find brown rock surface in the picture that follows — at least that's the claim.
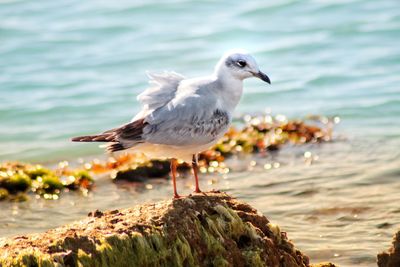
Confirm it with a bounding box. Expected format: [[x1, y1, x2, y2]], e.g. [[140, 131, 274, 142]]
[[377, 230, 400, 267], [0, 192, 335, 267]]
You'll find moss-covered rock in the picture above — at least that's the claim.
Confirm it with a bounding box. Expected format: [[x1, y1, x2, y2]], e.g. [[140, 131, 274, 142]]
[[113, 160, 171, 182], [0, 162, 93, 201], [0, 188, 9, 200], [0, 192, 336, 267], [36, 174, 64, 193], [1, 172, 31, 193], [25, 165, 53, 180], [377, 230, 400, 267], [66, 170, 93, 190]]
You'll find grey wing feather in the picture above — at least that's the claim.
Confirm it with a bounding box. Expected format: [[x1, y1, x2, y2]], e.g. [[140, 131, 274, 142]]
[[137, 71, 185, 111], [142, 95, 230, 146]]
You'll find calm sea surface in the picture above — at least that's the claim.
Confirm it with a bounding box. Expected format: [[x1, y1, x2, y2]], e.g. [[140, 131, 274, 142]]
[[1, 0, 400, 266]]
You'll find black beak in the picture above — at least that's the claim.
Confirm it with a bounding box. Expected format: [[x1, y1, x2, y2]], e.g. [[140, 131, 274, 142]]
[[255, 71, 271, 84]]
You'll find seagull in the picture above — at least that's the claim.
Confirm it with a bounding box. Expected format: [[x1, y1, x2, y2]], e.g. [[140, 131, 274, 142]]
[[72, 49, 271, 198]]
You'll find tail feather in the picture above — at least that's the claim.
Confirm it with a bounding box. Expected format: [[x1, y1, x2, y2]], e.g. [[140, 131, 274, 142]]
[[106, 143, 126, 153], [71, 119, 146, 153], [71, 133, 116, 142]]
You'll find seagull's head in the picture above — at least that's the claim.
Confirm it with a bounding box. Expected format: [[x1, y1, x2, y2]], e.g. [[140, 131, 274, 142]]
[[215, 49, 271, 84]]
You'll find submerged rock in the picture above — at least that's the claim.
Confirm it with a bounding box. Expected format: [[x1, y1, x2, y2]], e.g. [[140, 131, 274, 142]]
[[113, 160, 171, 182], [0, 162, 93, 201], [0, 192, 335, 267], [377, 230, 400, 267]]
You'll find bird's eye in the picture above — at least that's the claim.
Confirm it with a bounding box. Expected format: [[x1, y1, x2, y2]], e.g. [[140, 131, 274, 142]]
[[236, 60, 246, 68]]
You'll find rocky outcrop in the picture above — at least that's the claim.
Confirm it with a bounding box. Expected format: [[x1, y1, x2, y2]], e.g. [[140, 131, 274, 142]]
[[0, 192, 335, 267], [377, 230, 400, 267]]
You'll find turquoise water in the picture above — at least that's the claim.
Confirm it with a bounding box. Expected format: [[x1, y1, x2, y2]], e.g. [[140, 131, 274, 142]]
[[1, 0, 400, 266]]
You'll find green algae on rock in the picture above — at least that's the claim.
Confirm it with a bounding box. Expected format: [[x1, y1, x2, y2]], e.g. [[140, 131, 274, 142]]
[[377, 230, 400, 267], [0, 192, 326, 267], [0, 162, 93, 201]]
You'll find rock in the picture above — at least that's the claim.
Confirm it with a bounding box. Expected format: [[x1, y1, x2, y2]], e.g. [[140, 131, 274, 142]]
[[310, 263, 337, 267], [377, 230, 400, 267], [0, 192, 334, 267], [113, 160, 171, 182], [0, 162, 93, 201]]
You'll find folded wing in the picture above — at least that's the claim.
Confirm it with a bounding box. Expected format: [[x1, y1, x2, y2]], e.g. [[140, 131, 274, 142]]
[[142, 94, 231, 147]]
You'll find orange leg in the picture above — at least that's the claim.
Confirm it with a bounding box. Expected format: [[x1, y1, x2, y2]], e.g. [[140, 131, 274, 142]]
[[170, 158, 180, 199], [192, 154, 202, 193]]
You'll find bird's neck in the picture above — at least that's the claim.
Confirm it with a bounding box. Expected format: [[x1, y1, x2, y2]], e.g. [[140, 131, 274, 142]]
[[214, 71, 244, 113]]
